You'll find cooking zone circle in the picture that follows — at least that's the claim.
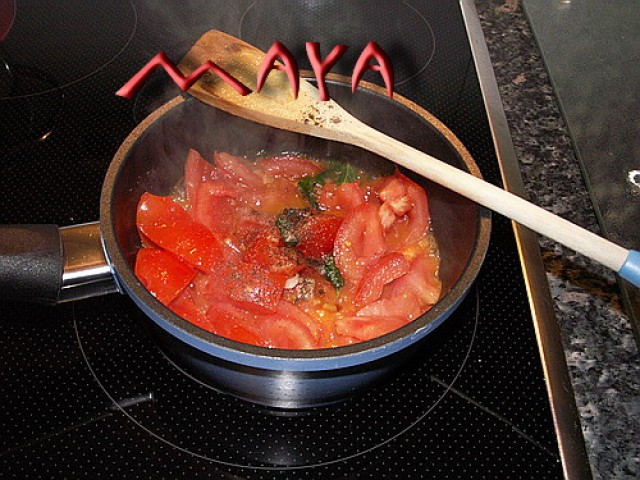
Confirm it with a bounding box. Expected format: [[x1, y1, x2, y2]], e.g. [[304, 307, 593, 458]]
[[238, 0, 435, 87], [74, 288, 479, 470], [0, 0, 136, 99]]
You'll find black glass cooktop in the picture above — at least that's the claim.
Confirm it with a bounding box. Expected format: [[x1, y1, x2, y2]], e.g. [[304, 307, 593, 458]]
[[0, 1, 586, 478]]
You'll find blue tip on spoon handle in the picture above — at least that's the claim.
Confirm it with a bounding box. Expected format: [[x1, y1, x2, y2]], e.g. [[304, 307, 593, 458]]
[[619, 250, 640, 288]]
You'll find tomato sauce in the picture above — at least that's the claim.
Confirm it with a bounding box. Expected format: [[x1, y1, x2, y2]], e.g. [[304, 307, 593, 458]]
[[135, 149, 441, 349]]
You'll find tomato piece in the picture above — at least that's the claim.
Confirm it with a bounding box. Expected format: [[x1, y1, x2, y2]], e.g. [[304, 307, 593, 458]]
[[356, 295, 422, 321], [259, 316, 318, 349], [169, 289, 208, 327], [318, 182, 366, 214], [377, 172, 430, 248], [273, 300, 323, 342], [335, 315, 408, 341], [184, 149, 217, 204], [389, 254, 441, 307], [241, 177, 307, 215], [214, 151, 263, 188], [258, 155, 324, 179], [137, 192, 223, 272], [192, 181, 240, 239], [207, 302, 264, 346], [354, 252, 410, 307], [135, 248, 196, 305], [221, 261, 286, 314], [333, 202, 386, 283], [282, 267, 338, 308], [295, 214, 343, 260], [242, 226, 303, 277]]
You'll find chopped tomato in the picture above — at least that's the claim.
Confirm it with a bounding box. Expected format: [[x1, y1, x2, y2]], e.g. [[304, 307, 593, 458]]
[[333, 202, 386, 283], [221, 261, 286, 314], [242, 226, 303, 277], [191, 180, 239, 238], [295, 213, 343, 260], [184, 149, 217, 204], [214, 151, 263, 189], [356, 295, 422, 321], [207, 302, 264, 346], [135, 150, 441, 349], [318, 182, 366, 214], [354, 252, 410, 307], [136, 192, 223, 272], [135, 248, 196, 305], [258, 155, 324, 179], [377, 172, 430, 248], [258, 315, 318, 349], [389, 254, 441, 307], [169, 289, 208, 327], [335, 315, 408, 341]]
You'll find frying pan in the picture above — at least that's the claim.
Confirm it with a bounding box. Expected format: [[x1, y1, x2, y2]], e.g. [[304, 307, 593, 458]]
[[0, 78, 490, 408]]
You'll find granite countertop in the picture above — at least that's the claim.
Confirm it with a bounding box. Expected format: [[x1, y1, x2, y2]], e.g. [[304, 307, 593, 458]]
[[475, 1, 640, 479]]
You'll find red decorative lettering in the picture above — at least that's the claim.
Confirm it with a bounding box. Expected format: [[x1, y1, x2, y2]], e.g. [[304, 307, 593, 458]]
[[305, 43, 348, 101], [115, 51, 252, 99], [256, 41, 300, 99], [351, 41, 394, 98]]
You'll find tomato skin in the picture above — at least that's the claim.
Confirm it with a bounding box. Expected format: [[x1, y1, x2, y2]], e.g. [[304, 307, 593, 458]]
[[354, 252, 410, 307], [258, 155, 324, 179], [184, 149, 217, 205], [318, 182, 366, 214], [214, 151, 263, 188], [333, 202, 386, 283], [135, 248, 196, 305], [242, 227, 303, 277], [207, 302, 264, 346], [356, 294, 422, 321], [295, 214, 343, 260], [335, 315, 408, 341], [221, 261, 286, 314], [137, 192, 224, 272], [389, 254, 441, 307], [377, 172, 430, 248], [169, 289, 207, 327]]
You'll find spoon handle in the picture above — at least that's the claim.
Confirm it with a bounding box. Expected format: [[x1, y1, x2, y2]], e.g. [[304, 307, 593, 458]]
[[332, 116, 640, 287]]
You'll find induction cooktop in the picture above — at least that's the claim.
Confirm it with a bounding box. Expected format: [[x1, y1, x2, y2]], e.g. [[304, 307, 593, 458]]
[[0, 1, 591, 478]]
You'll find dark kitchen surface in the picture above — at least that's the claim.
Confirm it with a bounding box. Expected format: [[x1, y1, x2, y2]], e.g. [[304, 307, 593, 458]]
[[0, 1, 635, 479], [477, 1, 640, 479]]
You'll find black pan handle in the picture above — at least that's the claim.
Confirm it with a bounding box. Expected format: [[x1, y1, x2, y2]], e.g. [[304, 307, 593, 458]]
[[0, 222, 119, 305], [0, 224, 63, 304]]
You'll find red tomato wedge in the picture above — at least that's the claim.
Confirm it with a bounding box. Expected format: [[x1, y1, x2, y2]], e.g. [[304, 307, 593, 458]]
[[221, 261, 286, 314], [169, 289, 207, 327], [184, 148, 217, 204], [354, 252, 410, 307], [214, 151, 264, 189], [207, 302, 264, 346], [335, 315, 408, 341], [258, 155, 324, 179], [135, 248, 196, 305], [137, 192, 224, 272], [333, 202, 386, 283], [242, 227, 303, 277], [318, 182, 366, 214], [356, 295, 422, 321], [295, 214, 343, 260], [389, 254, 441, 307], [377, 172, 430, 247]]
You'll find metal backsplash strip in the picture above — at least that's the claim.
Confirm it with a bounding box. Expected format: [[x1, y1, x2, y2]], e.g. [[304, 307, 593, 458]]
[[459, 1, 592, 478]]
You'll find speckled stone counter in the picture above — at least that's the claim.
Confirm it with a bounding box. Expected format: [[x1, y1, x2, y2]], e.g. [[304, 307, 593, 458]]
[[475, 1, 640, 479]]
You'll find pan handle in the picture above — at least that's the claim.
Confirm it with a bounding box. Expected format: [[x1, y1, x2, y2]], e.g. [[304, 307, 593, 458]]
[[0, 222, 118, 304]]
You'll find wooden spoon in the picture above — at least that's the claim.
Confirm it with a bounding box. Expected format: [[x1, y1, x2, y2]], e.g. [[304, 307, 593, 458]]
[[178, 30, 640, 288]]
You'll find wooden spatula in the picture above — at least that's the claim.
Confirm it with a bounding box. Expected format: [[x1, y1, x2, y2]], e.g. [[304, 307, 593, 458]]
[[178, 30, 640, 288]]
